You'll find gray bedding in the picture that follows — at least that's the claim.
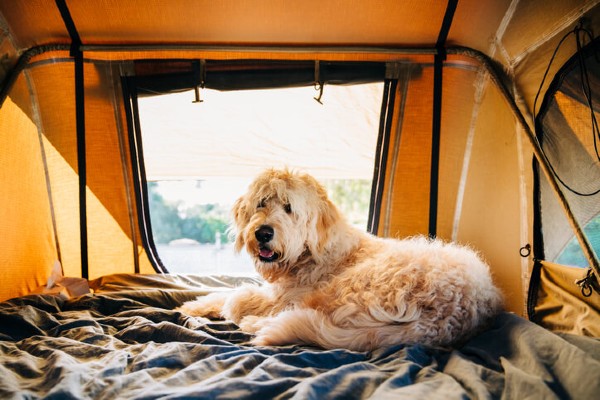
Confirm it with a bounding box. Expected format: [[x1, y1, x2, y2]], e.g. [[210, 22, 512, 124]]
[[1, 274, 599, 399]]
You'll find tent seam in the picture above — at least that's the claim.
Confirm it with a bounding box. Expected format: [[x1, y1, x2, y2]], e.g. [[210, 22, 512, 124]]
[[492, 0, 520, 69], [451, 71, 489, 241], [23, 70, 62, 270], [0, 8, 18, 53], [509, 0, 600, 69], [515, 118, 531, 317]]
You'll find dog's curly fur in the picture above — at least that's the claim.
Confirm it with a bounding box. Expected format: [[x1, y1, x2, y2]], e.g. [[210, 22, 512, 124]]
[[177, 168, 503, 351]]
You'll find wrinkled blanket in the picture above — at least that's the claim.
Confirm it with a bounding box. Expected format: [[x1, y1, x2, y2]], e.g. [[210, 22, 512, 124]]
[[1, 274, 599, 399]]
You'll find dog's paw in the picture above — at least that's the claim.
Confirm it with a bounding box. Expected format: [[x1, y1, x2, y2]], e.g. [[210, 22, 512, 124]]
[[175, 292, 229, 319], [175, 301, 219, 319], [249, 320, 297, 347], [238, 315, 266, 333], [248, 309, 325, 348], [250, 331, 280, 347]]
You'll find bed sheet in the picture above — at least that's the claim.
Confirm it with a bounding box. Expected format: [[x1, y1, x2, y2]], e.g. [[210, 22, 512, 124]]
[[1, 274, 599, 399]]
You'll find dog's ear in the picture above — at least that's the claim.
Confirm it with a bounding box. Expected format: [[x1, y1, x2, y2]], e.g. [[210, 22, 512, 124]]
[[231, 196, 247, 253], [318, 200, 338, 236], [308, 198, 339, 258]]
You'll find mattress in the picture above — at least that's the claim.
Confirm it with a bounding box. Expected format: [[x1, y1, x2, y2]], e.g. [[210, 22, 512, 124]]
[[1, 273, 599, 399]]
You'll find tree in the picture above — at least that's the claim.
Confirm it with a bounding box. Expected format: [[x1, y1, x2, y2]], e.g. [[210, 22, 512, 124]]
[[180, 204, 230, 243], [147, 182, 182, 243], [147, 182, 231, 245], [556, 214, 600, 267], [147, 178, 374, 245], [322, 179, 371, 227]]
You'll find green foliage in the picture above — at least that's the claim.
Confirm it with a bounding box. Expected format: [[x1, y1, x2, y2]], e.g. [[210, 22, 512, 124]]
[[147, 182, 184, 244], [322, 179, 371, 228], [555, 214, 600, 267], [147, 182, 230, 244], [180, 204, 230, 244], [147, 178, 373, 245]]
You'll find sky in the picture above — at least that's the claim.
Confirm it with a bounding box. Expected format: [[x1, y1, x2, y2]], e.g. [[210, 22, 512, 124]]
[[153, 178, 252, 207]]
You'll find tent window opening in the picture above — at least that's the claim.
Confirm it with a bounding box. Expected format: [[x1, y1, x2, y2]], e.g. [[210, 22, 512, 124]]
[[535, 35, 600, 268], [136, 82, 384, 275]]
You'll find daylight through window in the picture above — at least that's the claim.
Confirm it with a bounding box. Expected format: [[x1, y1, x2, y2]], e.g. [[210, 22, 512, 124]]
[[138, 83, 383, 275]]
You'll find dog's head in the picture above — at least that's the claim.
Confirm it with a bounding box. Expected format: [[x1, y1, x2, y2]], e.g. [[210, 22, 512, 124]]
[[231, 168, 341, 282]]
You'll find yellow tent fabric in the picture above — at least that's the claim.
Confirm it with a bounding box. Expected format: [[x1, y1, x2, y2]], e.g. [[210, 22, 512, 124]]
[[0, 1, 598, 332]]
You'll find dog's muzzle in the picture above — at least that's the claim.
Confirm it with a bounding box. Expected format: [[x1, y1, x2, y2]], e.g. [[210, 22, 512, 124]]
[[255, 225, 279, 262], [255, 225, 274, 243]]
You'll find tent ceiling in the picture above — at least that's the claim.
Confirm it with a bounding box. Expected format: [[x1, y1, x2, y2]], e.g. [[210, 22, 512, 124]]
[[1, 0, 599, 114], [2, 1, 449, 48]]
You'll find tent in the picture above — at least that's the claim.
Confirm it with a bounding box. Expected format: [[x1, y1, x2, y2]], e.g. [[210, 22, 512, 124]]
[[0, 1, 599, 398]]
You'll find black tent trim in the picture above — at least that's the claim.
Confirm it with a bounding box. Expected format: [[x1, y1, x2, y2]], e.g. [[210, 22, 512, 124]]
[[121, 77, 168, 274], [368, 79, 398, 235], [527, 158, 545, 320], [132, 59, 388, 95]]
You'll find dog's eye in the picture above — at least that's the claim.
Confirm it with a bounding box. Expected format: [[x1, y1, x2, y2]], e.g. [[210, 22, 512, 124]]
[[284, 203, 292, 214], [257, 199, 266, 209]]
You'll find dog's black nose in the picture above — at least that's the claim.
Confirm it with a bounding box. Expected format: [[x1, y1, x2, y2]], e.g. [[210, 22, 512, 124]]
[[255, 225, 274, 243]]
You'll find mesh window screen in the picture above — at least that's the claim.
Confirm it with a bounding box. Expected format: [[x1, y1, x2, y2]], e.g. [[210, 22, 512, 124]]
[[536, 38, 600, 266]]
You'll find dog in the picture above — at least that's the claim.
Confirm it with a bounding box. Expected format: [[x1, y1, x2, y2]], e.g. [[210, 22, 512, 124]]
[[176, 168, 503, 351]]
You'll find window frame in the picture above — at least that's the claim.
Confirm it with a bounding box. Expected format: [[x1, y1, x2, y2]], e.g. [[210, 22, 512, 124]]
[[121, 59, 397, 273]]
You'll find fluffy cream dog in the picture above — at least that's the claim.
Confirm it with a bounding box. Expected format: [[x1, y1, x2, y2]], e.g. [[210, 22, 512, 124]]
[[177, 168, 503, 351]]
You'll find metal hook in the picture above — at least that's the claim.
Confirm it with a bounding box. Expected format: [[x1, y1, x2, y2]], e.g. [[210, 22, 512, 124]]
[[314, 82, 324, 104], [519, 244, 531, 258], [192, 85, 203, 103], [313, 60, 324, 104], [192, 59, 206, 104], [575, 268, 599, 297]]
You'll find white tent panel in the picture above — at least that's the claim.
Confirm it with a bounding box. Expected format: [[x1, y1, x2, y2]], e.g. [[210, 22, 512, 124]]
[[138, 83, 383, 180]]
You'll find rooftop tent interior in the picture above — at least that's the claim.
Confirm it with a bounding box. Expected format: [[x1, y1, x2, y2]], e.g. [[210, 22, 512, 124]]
[[0, 0, 599, 333]]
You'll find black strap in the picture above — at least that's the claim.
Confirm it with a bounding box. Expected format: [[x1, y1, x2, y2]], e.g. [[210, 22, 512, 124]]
[[56, 0, 88, 279], [435, 0, 459, 56], [429, 55, 443, 238], [368, 80, 398, 235], [527, 158, 544, 319], [55, 0, 82, 56], [429, 0, 458, 238]]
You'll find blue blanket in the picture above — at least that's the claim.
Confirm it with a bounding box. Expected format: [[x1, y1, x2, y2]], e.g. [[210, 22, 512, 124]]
[[1, 274, 599, 399]]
